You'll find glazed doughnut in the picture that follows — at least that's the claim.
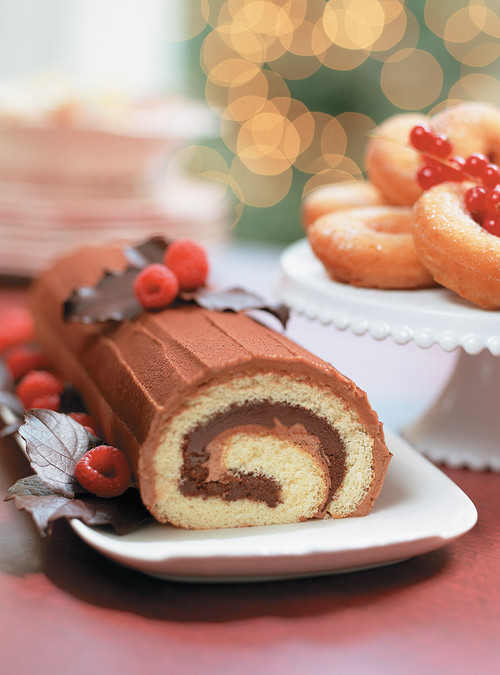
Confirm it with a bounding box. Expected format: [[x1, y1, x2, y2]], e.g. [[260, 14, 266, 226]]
[[413, 182, 500, 309], [302, 180, 386, 229], [364, 113, 427, 206], [308, 205, 435, 289]]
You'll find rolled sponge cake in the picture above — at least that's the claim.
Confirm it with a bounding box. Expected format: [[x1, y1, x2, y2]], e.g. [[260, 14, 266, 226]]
[[29, 244, 391, 529]]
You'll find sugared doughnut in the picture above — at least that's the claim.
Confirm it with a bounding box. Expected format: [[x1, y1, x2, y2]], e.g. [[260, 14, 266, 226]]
[[365, 103, 500, 209], [364, 113, 427, 206], [413, 182, 500, 309], [432, 102, 500, 163], [308, 205, 435, 289], [302, 180, 386, 229]]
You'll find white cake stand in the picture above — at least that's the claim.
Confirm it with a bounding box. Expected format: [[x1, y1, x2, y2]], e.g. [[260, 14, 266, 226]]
[[278, 238, 500, 471]]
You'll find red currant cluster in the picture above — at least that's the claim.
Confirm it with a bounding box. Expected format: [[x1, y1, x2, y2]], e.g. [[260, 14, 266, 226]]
[[410, 123, 500, 237], [133, 238, 210, 310]]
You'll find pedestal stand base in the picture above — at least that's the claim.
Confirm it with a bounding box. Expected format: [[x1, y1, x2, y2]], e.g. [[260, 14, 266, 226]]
[[402, 350, 500, 470]]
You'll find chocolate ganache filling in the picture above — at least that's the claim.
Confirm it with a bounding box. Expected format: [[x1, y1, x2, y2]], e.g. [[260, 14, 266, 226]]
[[180, 401, 346, 511]]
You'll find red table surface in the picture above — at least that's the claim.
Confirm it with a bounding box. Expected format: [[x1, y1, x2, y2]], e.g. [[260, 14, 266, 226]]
[[1, 283, 499, 675]]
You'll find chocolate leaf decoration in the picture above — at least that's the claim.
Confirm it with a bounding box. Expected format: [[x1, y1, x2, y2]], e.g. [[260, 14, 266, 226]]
[[187, 287, 290, 328], [124, 235, 170, 268], [12, 490, 151, 537], [18, 409, 99, 498], [62, 235, 289, 327], [63, 267, 142, 324], [5, 475, 54, 499], [63, 236, 171, 324]]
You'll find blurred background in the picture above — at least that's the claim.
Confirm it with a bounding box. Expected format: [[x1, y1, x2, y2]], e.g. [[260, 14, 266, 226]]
[[0, 0, 499, 274]]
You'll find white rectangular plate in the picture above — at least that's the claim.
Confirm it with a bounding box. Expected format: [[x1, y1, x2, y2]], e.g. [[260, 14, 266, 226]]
[[70, 429, 477, 582]]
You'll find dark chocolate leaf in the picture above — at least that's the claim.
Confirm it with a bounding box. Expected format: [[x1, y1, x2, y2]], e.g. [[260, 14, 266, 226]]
[[124, 236, 170, 268], [13, 489, 151, 537], [63, 236, 171, 324], [63, 267, 142, 324], [18, 409, 99, 498], [187, 287, 290, 328], [5, 475, 54, 500]]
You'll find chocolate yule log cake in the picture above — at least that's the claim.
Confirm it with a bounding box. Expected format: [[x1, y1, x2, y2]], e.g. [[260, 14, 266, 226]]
[[28, 242, 391, 529]]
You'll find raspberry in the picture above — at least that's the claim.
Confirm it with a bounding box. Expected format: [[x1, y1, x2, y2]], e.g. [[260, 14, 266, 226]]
[[16, 370, 65, 409], [30, 393, 61, 411], [133, 263, 179, 310], [0, 308, 35, 354], [75, 445, 131, 497], [164, 238, 210, 291], [69, 412, 99, 437], [5, 344, 49, 381]]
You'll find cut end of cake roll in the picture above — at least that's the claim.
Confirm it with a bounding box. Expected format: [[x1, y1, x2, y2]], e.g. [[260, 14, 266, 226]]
[[145, 368, 390, 529], [29, 241, 391, 530]]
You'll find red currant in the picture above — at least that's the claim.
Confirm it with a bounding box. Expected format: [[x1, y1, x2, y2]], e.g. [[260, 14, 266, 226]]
[[465, 186, 487, 219], [482, 163, 500, 189], [429, 133, 453, 159], [416, 164, 445, 190], [75, 445, 131, 498], [444, 156, 466, 182], [482, 216, 500, 237], [409, 124, 434, 152], [133, 263, 179, 310], [464, 153, 489, 178], [484, 185, 500, 216]]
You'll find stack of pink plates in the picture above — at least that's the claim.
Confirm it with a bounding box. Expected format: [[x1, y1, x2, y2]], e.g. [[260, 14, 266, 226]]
[[0, 98, 229, 277]]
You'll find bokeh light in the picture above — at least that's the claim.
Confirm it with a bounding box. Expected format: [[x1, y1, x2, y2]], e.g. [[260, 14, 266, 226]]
[[162, 0, 500, 237]]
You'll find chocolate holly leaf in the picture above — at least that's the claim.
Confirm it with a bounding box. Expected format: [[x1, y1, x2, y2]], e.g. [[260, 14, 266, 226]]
[[5, 475, 54, 499], [63, 267, 142, 324], [124, 236, 170, 268], [188, 287, 290, 328], [63, 236, 171, 324], [18, 409, 99, 498], [12, 490, 151, 537]]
